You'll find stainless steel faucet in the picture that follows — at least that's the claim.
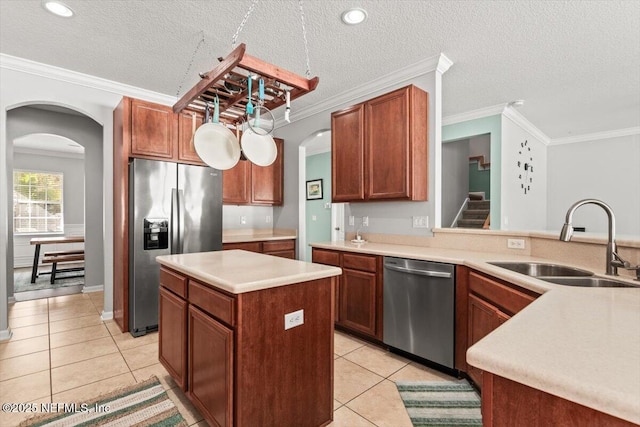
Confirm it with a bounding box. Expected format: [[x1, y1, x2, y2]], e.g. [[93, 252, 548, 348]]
[[559, 199, 619, 275]]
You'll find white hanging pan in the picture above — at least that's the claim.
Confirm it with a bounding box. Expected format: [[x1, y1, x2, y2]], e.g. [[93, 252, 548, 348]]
[[193, 96, 240, 170]]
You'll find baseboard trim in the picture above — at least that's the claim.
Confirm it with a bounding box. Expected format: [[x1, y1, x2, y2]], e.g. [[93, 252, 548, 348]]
[[0, 328, 13, 341], [100, 311, 113, 321], [82, 285, 104, 293]]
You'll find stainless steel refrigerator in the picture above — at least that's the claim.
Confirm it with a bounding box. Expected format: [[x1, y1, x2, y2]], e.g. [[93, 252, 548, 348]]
[[129, 158, 222, 336]]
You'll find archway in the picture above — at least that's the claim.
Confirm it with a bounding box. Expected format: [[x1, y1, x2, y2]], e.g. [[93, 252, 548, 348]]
[[5, 105, 103, 301]]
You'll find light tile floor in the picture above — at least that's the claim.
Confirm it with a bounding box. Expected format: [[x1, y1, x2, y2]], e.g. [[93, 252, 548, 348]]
[[1, 291, 455, 427]]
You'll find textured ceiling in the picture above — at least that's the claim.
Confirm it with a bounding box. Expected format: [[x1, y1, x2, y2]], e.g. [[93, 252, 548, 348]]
[[1, 0, 639, 138]]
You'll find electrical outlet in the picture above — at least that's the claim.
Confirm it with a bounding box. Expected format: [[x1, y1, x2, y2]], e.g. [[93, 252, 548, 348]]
[[284, 309, 304, 330], [240, 216, 247, 225], [349, 216, 355, 226], [266, 215, 272, 224], [312, 215, 317, 221], [412, 216, 429, 228], [362, 216, 369, 226], [507, 238, 525, 249]]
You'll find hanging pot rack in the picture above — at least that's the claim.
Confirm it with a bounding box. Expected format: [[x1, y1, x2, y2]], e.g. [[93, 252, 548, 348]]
[[173, 43, 319, 124]]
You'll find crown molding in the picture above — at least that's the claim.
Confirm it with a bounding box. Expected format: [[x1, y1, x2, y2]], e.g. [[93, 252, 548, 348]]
[[275, 53, 453, 128], [550, 126, 640, 146], [502, 106, 551, 145], [0, 54, 177, 106], [13, 146, 85, 159], [442, 103, 506, 126]]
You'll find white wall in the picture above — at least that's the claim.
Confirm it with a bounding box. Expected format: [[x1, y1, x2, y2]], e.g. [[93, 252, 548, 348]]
[[546, 134, 640, 237], [0, 58, 174, 338], [469, 134, 491, 163], [500, 113, 548, 231], [12, 150, 85, 268], [274, 70, 441, 237], [222, 205, 274, 229]]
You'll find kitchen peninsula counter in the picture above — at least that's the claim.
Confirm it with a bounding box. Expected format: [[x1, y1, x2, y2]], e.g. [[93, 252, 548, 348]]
[[311, 240, 640, 425], [156, 250, 341, 427]]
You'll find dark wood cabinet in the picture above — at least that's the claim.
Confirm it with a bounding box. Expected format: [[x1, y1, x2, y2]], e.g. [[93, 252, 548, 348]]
[[223, 138, 284, 206], [130, 99, 176, 159], [482, 373, 636, 427], [311, 248, 382, 341], [331, 85, 428, 202], [340, 268, 378, 337], [456, 268, 538, 389], [188, 305, 233, 427], [331, 104, 365, 202], [467, 294, 503, 387], [223, 238, 296, 260], [251, 138, 284, 205], [177, 110, 205, 165], [222, 160, 252, 204], [159, 287, 188, 391]]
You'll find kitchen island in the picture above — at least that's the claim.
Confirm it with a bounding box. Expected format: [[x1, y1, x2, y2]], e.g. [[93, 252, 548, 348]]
[[156, 250, 341, 427]]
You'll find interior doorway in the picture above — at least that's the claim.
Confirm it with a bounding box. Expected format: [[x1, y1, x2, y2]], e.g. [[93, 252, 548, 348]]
[[5, 104, 103, 303], [12, 133, 86, 301], [442, 133, 491, 229], [298, 129, 344, 261]]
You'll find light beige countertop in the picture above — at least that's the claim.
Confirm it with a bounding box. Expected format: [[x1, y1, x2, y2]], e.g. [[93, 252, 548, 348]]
[[222, 228, 297, 244], [156, 249, 340, 294], [310, 240, 640, 424]]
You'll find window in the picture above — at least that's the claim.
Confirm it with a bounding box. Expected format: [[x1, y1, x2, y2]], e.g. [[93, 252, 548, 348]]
[[13, 170, 64, 234]]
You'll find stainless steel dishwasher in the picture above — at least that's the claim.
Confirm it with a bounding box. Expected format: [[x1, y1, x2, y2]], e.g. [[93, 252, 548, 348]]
[[383, 257, 455, 368]]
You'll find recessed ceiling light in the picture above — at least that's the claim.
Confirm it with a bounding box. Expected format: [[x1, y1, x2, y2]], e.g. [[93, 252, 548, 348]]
[[341, 8, 367, 25], [42, 0, 74, 18]]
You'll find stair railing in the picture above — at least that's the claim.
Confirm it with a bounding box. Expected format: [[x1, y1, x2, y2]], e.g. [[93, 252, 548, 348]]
[[451, 197, 470, 228]]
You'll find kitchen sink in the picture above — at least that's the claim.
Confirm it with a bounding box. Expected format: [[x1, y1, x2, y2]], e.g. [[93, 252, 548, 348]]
[[542, 277, 639, 288], [488, 262, 594, 277]]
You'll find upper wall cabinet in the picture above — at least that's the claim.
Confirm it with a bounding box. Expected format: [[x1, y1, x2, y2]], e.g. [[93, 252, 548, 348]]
[[222, 138, 284, 206], [127, 98, 205, 165], [331, 85, 429, 202]]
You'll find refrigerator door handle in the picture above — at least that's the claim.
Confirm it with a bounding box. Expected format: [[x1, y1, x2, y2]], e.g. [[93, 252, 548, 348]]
[[178, 189, 185, 253], [171, 188, 179, 254]]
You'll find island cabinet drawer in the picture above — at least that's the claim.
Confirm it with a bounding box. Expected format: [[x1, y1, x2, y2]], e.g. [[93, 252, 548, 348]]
[[469, 271, 537, 315], [188, 280, 236, 327], [222, 242, 262, 253], [160, 267, 187, 298], [263, 239, 295, 252], [312, 248, 341, 267], [343, 253, 378, 272]]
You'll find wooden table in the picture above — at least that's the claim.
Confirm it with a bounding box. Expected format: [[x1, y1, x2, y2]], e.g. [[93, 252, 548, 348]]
[[30, 236, 84, 283]]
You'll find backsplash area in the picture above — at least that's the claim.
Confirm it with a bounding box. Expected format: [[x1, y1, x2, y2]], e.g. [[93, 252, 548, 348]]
[[223, 205, 274, 230]]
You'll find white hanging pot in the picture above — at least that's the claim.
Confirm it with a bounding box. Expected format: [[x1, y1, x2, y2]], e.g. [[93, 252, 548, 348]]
[[241, 127, 277, 167], [194, 97, 240, 170]]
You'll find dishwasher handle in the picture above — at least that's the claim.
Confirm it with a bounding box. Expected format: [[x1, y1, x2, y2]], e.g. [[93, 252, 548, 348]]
[[384, 264, 452, 278]]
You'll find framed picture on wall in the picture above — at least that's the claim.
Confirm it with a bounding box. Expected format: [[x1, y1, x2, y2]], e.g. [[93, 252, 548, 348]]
[[306, 179, 323, 200]]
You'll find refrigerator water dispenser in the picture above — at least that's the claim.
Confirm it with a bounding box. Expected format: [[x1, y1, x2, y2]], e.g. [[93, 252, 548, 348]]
[[143, 218, 168, 250]]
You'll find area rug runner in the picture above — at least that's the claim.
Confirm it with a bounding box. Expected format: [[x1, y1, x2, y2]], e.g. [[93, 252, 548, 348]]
[[20, 376, 187, 427], [14, 269, 83, 293], [396, 379, 482, 426]]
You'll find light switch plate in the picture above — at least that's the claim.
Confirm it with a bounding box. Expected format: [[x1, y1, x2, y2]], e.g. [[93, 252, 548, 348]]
[[362, 216, 369, 226], [284, 309, 304, 330], [349, 216, 355, 226]]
